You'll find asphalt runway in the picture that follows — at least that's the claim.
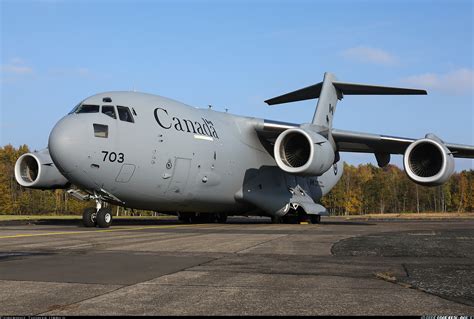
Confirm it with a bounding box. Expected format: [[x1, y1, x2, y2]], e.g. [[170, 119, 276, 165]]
[[0, 217, 473, 315]]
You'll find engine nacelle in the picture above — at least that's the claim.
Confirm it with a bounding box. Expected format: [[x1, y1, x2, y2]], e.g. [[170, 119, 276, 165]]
[[274, 127, 335, 176], [15, 148, 69, 189], [403, 134, 455, 186]]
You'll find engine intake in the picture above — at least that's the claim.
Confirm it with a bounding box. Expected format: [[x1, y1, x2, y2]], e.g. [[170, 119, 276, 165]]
[[274, 128, 335, 176], [15, 148, 69, 189], [403, 134, 454, 186]]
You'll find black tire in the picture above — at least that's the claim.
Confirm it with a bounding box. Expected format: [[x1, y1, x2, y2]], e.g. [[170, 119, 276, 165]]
[[271, 216, 282, 224], [216, 213, 227, 223], [82, 208, 97, 227], [282, 215, 299, 224], [309, 215, 321, 224], [178, 213, 191, 223], [203, 214, 215, 223], [190, 213, 213, 223], [96, 208, 113, 228]]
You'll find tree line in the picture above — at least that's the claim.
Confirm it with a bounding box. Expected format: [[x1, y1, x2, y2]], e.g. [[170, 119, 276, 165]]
[[322, 162, 473, 215], [0, 144, 472, 215]]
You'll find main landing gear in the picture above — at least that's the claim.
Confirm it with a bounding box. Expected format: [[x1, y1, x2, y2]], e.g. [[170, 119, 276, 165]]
[[271, 213, 321, 224], [82, 200, 113, 228], [178, 212, 227, 224]]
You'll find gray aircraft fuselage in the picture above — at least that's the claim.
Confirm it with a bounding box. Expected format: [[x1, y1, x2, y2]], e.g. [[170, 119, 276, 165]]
[[48, 91, 342, 215]]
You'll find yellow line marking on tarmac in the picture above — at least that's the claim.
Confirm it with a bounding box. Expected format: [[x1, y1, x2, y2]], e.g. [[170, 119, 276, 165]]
[[0, 224, 207, 240]]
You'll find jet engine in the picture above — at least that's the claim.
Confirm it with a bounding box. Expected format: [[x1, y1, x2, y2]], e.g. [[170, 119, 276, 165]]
[[274, 127, 335, 176], [15, 148, 69, 189], [403, 134, 454, 186]]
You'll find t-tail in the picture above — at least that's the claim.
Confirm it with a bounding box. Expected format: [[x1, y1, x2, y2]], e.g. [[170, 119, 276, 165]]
[[264, 72, 427, 131]]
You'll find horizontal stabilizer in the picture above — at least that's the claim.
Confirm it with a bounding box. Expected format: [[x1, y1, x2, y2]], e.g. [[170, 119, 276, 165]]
[[265, 81, 427, 105]]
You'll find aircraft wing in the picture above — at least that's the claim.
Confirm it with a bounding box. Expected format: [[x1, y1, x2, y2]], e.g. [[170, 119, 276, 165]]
[[331, 129, 474, 158], [257, 120, 474, 159]]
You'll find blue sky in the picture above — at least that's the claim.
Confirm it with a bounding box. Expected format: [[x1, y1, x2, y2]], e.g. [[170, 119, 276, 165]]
[[1, 0, 473, 170]]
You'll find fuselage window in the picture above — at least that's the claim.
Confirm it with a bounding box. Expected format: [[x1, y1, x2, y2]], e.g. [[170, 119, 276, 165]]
[[102, 105, 116, 119], [117, 106, 134, 123], [76, 104, 99, 113], [93, 124, 108, 138]]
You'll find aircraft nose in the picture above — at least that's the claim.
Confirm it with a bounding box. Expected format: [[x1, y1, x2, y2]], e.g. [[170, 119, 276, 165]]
[[48, 115, 88, 174]]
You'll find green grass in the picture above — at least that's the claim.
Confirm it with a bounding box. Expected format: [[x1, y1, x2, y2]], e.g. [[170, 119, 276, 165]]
[[339, 212, 474, 219], [0, 215, 81, 221], [0, 215, 176, 221]]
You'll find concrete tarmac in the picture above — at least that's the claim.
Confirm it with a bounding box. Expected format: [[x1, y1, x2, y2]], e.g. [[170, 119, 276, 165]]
[[0, 217, 473, 315]]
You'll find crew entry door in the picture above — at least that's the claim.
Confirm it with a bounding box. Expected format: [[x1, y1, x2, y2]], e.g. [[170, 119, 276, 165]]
[[167, 158, 191, 195]]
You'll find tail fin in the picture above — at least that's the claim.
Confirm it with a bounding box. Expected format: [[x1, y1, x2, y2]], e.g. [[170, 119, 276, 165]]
[[264, 72, 427, 129], [312, 72, 339, 129]]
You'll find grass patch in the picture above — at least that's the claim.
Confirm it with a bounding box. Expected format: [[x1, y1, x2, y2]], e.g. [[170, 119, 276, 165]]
[[0, 215, 176, 221], [0, 215, 81, 221], [338, 212, 474, 219]]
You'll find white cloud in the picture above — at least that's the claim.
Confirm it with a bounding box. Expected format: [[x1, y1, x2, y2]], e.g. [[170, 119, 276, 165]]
[[402, 68, 474, 95], [1, 58, 33, 74], [10, 57, 25, 65], [341, 46, 397, 65], [76, 68, 91, 76], [48, 67, 93, 78]]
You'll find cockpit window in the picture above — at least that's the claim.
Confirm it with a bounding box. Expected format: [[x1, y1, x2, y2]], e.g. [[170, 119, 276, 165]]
[[102, 105, 116, 119], [76, 104, 99, 113], [68, 103, 82, 114], [117, 106, 134, 123]]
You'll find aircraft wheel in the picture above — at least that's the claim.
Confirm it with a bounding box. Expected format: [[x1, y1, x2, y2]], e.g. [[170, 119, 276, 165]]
[[309, 215, 321, 224], [216, 213, 227, 223], [271, 216, 282, 224], [178, 213, 191, 223], [190, 213, 203, 223], [204, 214, 215, 223], [282, 215, 298, 224], [82, 207, 97, 227], [96, 208, 113, 228]]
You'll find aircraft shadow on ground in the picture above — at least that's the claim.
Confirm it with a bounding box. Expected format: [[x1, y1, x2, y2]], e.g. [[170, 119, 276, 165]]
[[28, 218, 375, 227], [320, 221, 375, 226]]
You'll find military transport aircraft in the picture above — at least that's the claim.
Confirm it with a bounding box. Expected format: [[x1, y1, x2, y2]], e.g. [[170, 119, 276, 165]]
[[14, 73, 474, 227]]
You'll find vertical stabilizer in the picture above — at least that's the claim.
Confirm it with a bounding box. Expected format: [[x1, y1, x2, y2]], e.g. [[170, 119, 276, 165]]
[[312, 72, 341, 129]]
